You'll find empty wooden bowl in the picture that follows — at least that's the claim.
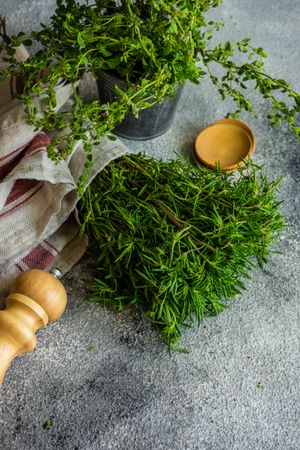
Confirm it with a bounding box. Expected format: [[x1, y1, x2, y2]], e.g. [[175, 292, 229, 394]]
[[193, 119, 255, 171]]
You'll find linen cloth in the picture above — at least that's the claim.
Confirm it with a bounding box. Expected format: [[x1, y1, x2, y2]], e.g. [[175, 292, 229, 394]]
[[0, 45, 128, 298]]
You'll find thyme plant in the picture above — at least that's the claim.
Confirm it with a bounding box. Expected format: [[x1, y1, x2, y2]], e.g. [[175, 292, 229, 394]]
[[0, 1, 299, 188], [79, 155, 285, 349]]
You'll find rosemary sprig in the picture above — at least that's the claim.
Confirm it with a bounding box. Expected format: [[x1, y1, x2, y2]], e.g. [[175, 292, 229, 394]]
[[78, 155, 285, 350]]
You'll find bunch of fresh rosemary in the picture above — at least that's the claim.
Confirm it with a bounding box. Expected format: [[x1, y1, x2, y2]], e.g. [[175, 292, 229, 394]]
[[79, 155, 285, 350]]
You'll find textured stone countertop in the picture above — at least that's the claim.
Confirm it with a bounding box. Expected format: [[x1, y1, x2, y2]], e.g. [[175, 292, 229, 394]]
[[0, 1, 299, 449]]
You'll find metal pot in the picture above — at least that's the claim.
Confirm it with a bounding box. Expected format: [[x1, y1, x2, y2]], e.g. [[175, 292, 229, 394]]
[[96, 70, 183, 141]]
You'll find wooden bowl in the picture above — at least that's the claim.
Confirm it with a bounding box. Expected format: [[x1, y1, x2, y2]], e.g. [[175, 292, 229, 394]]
[[193, 119, 255, 171]]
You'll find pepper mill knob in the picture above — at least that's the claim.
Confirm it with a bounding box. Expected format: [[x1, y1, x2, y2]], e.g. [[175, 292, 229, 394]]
[[0, 269, 67, 385]]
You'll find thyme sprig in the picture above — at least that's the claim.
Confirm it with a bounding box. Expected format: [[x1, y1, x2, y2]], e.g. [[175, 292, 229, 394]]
[[78, 154, 285, 350], [0, 1, 299, 191]]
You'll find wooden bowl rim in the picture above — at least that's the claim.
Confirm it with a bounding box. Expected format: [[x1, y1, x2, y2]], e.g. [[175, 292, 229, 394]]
[[193, 119, 256, 171]]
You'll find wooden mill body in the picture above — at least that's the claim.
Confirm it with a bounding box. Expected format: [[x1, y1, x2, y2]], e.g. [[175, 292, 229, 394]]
[[0, 269, 67, 384]]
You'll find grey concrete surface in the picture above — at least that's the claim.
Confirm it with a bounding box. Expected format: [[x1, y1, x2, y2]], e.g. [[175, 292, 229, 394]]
[[0, 1, 299, 449]]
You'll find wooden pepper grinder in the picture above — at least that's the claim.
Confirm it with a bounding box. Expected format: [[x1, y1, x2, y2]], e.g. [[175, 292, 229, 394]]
[[0, 268, 67, 384]]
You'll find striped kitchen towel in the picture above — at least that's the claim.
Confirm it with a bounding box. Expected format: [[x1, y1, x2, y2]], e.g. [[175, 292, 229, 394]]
[[0, 45, 128, 298]]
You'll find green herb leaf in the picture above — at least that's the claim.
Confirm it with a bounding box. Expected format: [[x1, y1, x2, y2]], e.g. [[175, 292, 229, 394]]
[[77, 33, 85, 47], [42, 420, 52, 430]]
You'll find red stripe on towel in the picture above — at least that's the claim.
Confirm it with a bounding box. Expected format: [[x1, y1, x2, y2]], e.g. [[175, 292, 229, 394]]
[[21, 244, 55, 270], [0, 142, 29, 162], [25, 133, 50, 156], [44, 239, 59, 253], [0, 182, 43, 218], [4, 179, 40, 206]]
